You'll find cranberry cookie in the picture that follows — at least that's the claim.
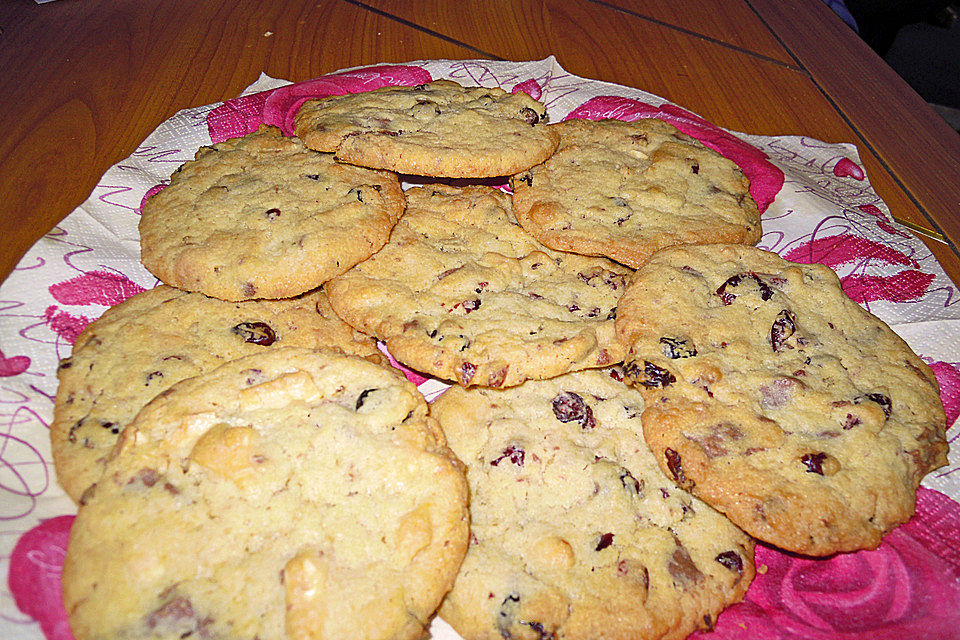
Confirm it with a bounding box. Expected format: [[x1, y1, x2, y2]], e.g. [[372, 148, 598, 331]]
[[139, 125, 404, 301], [433, 368, 755, 640], [326, 184, 631, 388], [294, 80, 559, 177], [616, 243, 948, 555], [51, 285, 380, 503], [63, 348, 469, 640], [510, 118, 761, 268]]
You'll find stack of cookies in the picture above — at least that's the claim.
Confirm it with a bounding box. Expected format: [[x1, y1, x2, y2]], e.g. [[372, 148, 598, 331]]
[[53, 79, 948, 640]]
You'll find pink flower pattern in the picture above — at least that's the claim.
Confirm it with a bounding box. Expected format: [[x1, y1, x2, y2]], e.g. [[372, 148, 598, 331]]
[[205, 64, 432, 142], [0, 348, 30, 377], [832, 157, 865, 181], [8, 516, 74, 640], [929, 360, 960, 435], [565, 95, 785, 213], [42, 271, 146, 345], [12, 489, 960, 640], [693, 488, 960, 640], [782, 234, 934, 303]]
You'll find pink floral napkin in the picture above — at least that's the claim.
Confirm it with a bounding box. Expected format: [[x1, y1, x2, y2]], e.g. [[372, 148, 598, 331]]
[[1, 58, 958, 640]]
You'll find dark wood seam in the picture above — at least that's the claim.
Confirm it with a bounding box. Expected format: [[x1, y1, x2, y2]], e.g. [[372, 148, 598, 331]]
[[743, 0, 960, 258], [340, 0, 505, 61], [584, 0, 803, 71]]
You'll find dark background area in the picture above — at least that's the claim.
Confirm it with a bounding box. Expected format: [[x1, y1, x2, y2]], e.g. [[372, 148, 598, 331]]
[[841, 0, 960, 130]]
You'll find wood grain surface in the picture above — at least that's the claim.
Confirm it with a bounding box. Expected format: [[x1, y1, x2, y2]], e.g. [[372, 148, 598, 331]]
[[1, 0, 958, 284]]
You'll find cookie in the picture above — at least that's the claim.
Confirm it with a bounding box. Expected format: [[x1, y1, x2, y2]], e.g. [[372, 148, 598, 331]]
[[139, 124, 405, 301], [325, 184, 632, 388], [615, 243, 948, 555], [294, 80, 560, 177], [510, 118, 761, 268], [432, 368, 755, 640], [51, 285, 381, 504], [62, 348, 469, 640]]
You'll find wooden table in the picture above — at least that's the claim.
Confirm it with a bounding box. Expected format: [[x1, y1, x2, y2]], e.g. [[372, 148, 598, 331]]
[[2, 0, 959, 284]]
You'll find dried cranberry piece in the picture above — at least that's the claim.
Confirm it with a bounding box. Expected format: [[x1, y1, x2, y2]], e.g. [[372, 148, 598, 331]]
[[146, 595, 212, 637], [147, 596, 194, 629], [490, 445, 525, 467], [595, 532, 615, 551], [856, 392, 892, 418], [487, 366, 509, 388], [128, 468, 160, 488], [843, 413, 861, 430], [551, 391, 596, 429], [458, 362, 477, 386], [462, 299, 481, 313], [232, 321, 276, 346], [801, 452, 828, 475], [716, 272, 774, 305], [770, 309, 797, 352], [714, 551, 744, 574], [100, 420, 120, 435], [496, 593, 521, 637], [242, 368, 265, 386], [524, 621, 555, 640], [619, 468, 642, 495], [626, 361, 676, 389], [664, 448, 693, 489], [660, 337, 697, 359], [67, 419, 84, 444], [355, 388, 377, 410], [520, 107, 540, 125]]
